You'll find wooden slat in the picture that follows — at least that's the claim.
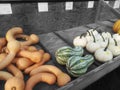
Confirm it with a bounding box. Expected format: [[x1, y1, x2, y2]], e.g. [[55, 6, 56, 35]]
[[38, 32, 69, 55], [55, 26, 89, 46]]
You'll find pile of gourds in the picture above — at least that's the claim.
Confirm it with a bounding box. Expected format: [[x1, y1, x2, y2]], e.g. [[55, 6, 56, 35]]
[[55, 46, 94, 77], [0, 27, 71, 90], [55, 19, 120, 77]]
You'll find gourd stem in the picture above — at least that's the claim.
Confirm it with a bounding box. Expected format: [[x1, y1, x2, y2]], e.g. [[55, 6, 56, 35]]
[[101, 34, 105, 42], [87, 30, 91, 36], [91, 31, 96, 42], [11, 87, 16, 90], [114, 39, 118, 46], [93, 26, 99, 31], [80, 33, 86, 38], [104, 39, 109, 51]]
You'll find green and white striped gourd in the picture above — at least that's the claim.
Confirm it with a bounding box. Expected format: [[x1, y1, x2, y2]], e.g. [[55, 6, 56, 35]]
[[55, 46, 84, 65], [66, 55, 94, 77]]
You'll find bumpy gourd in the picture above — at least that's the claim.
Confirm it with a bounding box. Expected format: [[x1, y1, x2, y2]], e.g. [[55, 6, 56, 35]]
[[73, 33, 87, 48], [94, 39, 113, 62], [108, 39, 120, 56], [66, 55, 94, 77], [86, 32, 100, 53], [55, 46, 84, 65]]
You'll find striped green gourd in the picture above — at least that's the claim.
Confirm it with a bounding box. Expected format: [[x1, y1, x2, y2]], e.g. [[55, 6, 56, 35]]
[[55, 46, 84, 65], [66, 55, 94, 77]]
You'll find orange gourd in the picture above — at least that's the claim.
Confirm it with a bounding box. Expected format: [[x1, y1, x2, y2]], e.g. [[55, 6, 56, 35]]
[[25, 72, 56, 90], [0, 40, 21, 70], [30, 65, 71, 86], [113, 19, 120, 33], [17, 50, 43, 63], [24, 53, 50, 74], [5, 77, 25, 90]]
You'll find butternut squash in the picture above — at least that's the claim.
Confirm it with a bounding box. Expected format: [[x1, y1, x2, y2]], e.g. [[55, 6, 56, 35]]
[[5, 77, 25, 90], [6, 27, 23, 42], [0, 71, 13, 81], [7, 64, 24, 79], [30, 65, 71, 86], [25, 72, 56, 90], [15, 57, 34, 70], [0, 40, 21, 70], [17, 50, 42, 63], [24, 53, 50, 74], [20, 34, 39, 46]]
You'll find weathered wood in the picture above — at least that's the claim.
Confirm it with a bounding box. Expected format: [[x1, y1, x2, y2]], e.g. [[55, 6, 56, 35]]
[[54, 26, 89, 46]]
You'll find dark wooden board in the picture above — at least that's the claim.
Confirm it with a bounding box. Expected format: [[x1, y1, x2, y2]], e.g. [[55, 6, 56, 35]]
[[54, 26, 89, 46]]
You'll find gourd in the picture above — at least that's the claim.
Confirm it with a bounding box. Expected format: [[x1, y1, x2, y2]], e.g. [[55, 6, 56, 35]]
[[20, 34, 40, 46], [5, 77, 25, 90], [113, 19, 120, 33], [15, 34, 29, 41], [94, 39, 113, 62], [66, 55, 94, 77], [99, 34, 108, 48], [6, 27, 39, 46], [87, 27, 99, 36], [25, 72, 56, 90], [30, 65, 71, 86], [73, 33, 87, 48], [102, 32, 112, 40], [15, 57, 34, 70], [108, 39, 120, 56], [0, 38, 7, 52], [7, 64, 24, 80], [86, 32, 100, 53], [17, 49, 43, 63], [113, 34, 120, 45], [85, 30, 93, 42], [24, 53, 51, 74], [0, 71, 13, 80], [55, 46, 84, 65], [6, 27, 23, 42], [0, 40, 21, 70], [20, 45, 38, 51]]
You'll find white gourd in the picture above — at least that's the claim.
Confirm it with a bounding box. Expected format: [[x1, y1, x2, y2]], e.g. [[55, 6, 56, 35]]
[[94, 39, 113, 62], [113, 34, 120, 45], [85, 30, 93, 43], [108, 39, 120, 56], [99, 34, 108, 48], [86, 32, 100, 53], [102, 32, 108, 40], [73, 34, 87, 48]]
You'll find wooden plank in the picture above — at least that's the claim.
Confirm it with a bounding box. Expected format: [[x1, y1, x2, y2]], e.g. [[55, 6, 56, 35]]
[[54, 26, 89, 46], [38, 32, 69, 55]]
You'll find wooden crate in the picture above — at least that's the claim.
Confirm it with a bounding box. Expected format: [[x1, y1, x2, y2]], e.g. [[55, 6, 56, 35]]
[[0, 0, 120, 90]]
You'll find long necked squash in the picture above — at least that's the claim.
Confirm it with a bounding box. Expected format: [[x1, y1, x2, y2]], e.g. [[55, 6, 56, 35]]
[[66, 55, 94, 77], [55, 46, 84, 65]]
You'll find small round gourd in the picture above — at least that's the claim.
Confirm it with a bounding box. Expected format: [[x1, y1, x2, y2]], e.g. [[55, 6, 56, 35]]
[[94, 39, 113, 62], [99, 34, 108, 48], [86, 32, 100, 53], [85, 30, 93, 43], [73, 33, 87, 48], [108, 39, 120, 56]]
